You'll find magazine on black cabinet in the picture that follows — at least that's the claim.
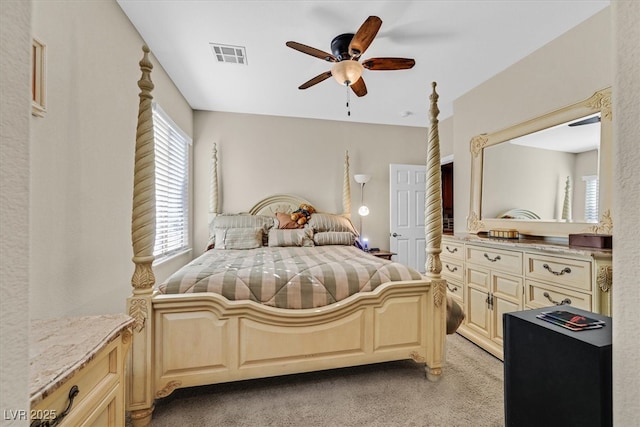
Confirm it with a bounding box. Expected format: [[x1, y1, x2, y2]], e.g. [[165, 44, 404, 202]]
[[541, 310, 605, 327]]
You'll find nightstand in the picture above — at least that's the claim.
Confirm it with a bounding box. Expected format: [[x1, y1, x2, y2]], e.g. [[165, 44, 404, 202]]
[[30, 314, 134, 427], [369, 250, 396, 260]]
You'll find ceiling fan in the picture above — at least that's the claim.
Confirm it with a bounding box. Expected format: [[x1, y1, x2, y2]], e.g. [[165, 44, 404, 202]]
[[285, 16, 416, 98]]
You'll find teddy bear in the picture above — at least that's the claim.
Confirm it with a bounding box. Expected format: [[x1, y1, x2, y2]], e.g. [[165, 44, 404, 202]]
[[290, 203, 316, 226]]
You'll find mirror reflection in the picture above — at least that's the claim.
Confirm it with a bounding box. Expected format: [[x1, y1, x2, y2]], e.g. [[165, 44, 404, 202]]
[[481, 113, 601, 223]]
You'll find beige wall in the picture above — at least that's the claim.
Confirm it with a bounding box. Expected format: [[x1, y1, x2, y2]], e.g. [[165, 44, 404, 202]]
[[1, 0, 31, 421], [29, 0, 193, 319], [452, 8, 612, 233], [192, 111, 452, 255], [482, 143, 575, 219], [612, 1, 640, 424]]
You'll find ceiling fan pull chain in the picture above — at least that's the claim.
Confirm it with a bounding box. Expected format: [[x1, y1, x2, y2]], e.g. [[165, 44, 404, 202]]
[[346, 83, 351, 117]]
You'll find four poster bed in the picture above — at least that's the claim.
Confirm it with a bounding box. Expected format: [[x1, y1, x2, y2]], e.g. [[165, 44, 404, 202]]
[[126, 46, 452, 426]]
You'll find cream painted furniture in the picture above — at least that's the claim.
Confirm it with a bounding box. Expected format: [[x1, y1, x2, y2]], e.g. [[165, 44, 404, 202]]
[[443, 234, 612, 359], [30, 314, 133, 426], [441, 236, 465, 307], [126, 46, 448, 427]]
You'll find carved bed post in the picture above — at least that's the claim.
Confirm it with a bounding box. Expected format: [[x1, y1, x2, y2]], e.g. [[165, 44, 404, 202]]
[[126, 45, 156, 427], [423, 82, 447, 381], [343, 150, 351, 217], [209, 142, 219, 224]]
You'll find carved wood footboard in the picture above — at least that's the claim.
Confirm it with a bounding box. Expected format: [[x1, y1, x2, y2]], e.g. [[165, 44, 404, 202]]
[[151, 280, 445, 396]]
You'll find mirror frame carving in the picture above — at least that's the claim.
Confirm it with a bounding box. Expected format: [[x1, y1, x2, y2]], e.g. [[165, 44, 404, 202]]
[[468, 87, 612, 238]]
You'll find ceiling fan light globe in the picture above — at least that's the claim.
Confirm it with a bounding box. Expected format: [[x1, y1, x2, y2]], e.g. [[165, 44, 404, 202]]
[[358, 205, 370, 216], [331, 60, 364, 86]]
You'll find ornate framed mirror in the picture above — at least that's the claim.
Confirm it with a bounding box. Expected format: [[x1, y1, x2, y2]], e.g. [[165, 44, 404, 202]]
[[468, 87, 612, 238]]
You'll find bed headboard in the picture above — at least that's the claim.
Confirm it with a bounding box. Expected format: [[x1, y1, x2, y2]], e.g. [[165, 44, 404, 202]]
[[248, 194, 312, 216]]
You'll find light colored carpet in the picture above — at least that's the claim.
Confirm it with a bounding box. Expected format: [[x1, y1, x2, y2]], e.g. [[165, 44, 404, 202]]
[[151, 333, 504, 426]]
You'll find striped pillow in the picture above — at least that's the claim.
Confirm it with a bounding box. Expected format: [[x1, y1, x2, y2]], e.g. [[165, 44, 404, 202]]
[[214, 227, 263, 250], [208, 214, 274, 247], [313, 231, 356, 246], [268, 228, 314, 247], [308, 213, 358, 235]]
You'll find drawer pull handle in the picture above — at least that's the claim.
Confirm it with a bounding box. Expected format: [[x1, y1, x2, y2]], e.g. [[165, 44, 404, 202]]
[[484, 253, 501, 262], [543, 264, 571, 276], [543, 291, 571, 306], [445, 264, 458, 273], [446, 283, 458, 293], [30, 385, 79, 427], [445, 246, 458, 254]]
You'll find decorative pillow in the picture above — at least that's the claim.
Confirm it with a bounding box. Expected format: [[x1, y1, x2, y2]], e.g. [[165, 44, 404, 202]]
[[275, 212, 301, 229], [268, 228, 314, 247], [214, 227, 263, 250], [313, 231, 357, 246], [308, 213, 358, 235], [208, 214, 274, 247]]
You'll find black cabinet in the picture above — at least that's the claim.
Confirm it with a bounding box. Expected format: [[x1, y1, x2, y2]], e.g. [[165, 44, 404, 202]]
[[503, 306, 612, 427]]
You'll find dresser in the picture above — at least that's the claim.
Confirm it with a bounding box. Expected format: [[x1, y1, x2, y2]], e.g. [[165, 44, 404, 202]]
[[30, 314, 133, 426], [441, 234, 612, 359]]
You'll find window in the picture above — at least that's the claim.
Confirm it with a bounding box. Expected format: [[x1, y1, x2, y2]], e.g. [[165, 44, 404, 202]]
[[152, 103, 191, 260], [583, 175, 599, 223]]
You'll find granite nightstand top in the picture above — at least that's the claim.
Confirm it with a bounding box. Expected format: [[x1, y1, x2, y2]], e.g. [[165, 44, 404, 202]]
[[29, 313, 133, 406]]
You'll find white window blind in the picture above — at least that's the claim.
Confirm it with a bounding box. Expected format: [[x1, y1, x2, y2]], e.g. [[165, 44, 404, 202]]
[[152, 103, 191, 260], [583, 175, 599, 223]]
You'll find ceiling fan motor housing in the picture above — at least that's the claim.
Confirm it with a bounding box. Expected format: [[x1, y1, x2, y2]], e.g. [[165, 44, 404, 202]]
[[331, 33, 355, 61]]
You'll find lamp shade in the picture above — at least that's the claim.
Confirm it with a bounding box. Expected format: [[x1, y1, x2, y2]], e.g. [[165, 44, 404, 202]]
[[331, 60, 364, 86]]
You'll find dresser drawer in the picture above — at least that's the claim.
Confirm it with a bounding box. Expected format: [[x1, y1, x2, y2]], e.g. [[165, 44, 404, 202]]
[[466, 245, 523, 275], [441, 239, 464, 260], [525, 279, 591, 311], [32, 339, 120, 425], [445, 278, 464, 301], [442, 257, 464, 283], [525, 254, 591, 292]]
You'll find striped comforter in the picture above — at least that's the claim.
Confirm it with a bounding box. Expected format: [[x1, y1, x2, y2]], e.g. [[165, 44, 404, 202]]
[[157, 246, 423, 309]]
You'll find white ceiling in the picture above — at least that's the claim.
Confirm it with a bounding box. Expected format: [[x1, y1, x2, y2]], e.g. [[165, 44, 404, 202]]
[[116, 0, 609, 128], [509, 113, 601, 153]]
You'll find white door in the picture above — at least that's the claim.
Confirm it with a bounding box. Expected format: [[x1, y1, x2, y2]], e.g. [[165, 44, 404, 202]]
[[390, 164, 426, 273]]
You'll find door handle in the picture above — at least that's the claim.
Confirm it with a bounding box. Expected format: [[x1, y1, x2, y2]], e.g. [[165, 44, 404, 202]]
[[391, 232, 402, 238]]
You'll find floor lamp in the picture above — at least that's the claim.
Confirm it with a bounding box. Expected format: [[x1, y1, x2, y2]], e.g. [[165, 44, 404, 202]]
[[354, 174, 371, 250]]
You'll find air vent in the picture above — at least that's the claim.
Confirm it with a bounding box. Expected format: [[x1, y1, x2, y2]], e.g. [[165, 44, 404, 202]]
[[210, 43, 247, 65]]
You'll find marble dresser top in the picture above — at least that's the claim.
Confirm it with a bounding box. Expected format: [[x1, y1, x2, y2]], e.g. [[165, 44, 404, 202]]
[[445, 233, 612, 258], [30, 313, 133, 406]]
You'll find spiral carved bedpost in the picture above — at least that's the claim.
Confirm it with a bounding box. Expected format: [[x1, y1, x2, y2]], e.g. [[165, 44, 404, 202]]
[[126, 45, 156, 427], [343, 150, 351, 217], [209, 142, 219, 225], [424, 82, 446, 381]]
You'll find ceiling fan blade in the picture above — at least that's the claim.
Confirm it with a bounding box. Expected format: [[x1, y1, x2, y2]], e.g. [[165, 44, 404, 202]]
[[350, 77, 367, 97], [298, 71, 333, 90], [568, 116, 601, 127], [362, 57, 416, 70], [349, 16, 383, 59], [286, 41, 337, 62]]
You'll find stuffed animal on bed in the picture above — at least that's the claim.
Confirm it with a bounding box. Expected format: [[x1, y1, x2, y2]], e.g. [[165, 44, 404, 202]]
[[290, 204, 316, 226]]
